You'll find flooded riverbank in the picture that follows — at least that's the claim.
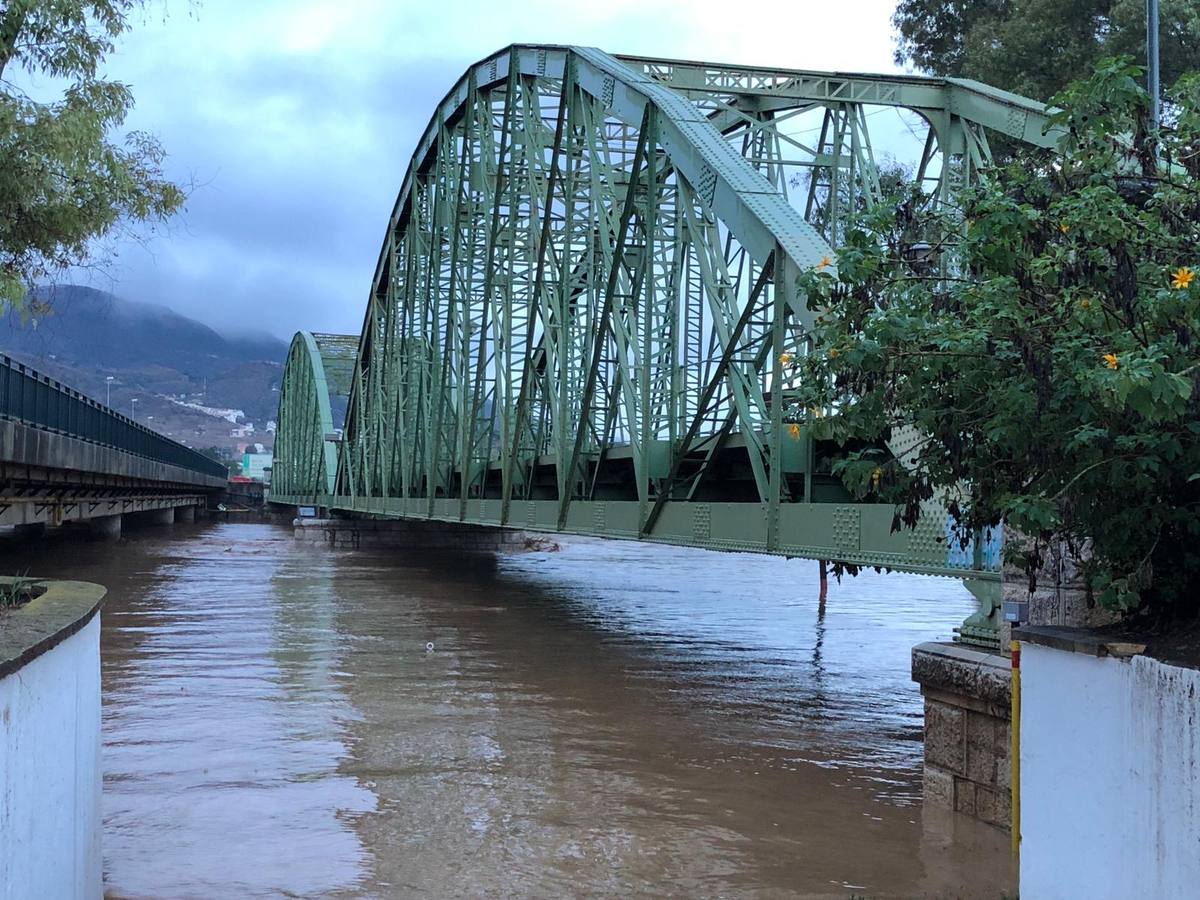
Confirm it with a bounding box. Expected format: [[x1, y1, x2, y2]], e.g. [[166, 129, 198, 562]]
[[5, 521, 1014, 897]]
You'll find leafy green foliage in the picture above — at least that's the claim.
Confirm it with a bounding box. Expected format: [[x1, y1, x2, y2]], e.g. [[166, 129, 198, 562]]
[[893, 0, 1200, 102], [789, 60, 1200, 616], [0, 1, 184, 308], [196, 444, 240, 478]]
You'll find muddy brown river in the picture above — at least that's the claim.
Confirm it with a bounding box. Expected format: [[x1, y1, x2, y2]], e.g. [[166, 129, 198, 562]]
[[8, 521, 1014, 897]]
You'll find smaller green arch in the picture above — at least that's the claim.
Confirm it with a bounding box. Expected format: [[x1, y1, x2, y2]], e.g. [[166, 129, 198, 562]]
[[273, 331, 358, 502]]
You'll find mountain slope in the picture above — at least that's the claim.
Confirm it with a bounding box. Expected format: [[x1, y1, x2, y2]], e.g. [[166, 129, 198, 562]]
[[1, 285, 289, 453]]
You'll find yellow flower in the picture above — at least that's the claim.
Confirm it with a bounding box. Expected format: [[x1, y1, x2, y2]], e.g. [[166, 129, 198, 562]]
[[1059, 222, 1070, 234], [1103, 353, 1119, 370], [1171, 267, 1195, 290], [779, 352, 794, 366], [829, 348, 840, 359], [788, 423, 801, 440], [871, 467, 882, 488], [816, 255, 833, 271], [1079, 298, 1091, 310]]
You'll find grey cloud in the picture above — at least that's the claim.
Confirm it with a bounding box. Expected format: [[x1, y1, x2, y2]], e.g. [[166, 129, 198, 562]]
[[85, 2, 900, 341], [105, 50, 464, 338]]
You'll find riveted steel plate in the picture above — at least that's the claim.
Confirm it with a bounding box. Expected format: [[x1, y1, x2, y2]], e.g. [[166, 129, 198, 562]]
[[601, 76, 615, 109], [694, 165, 717, 208], [907, 502, 947, 566], [833, 506, 861, 552]]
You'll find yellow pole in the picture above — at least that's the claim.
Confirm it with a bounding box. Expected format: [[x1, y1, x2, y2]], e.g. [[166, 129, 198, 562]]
[[1010, 639, 1021, 859]]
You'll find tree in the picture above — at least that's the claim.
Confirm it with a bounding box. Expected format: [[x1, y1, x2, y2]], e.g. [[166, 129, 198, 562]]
[[788, 60, 1200, 618], [196, 444, 240, 477], [0, 1, 184, 308], [893, 0, 1200, 102]]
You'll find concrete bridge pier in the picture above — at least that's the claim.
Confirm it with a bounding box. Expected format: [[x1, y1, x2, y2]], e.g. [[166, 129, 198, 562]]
[[175, 505, 196, 523], [141, 508, 175, 528], [912, 541, 1122, 833], [88, 514, 122, 540], [13, 522, 47, 538], [294, 517, 543, 554]]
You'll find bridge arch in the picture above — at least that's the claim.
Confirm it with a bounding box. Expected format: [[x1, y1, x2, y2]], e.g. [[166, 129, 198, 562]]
[[276, 45, 1056, 633], [272, 332, 357, 502]]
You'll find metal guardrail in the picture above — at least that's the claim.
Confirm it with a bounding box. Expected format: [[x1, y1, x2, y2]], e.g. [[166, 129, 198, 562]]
[[0, 354, 228, 480]]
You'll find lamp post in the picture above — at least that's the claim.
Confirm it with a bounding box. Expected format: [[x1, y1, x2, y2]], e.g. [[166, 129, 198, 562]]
[[131, 398, 138, 420], [1148, 0, 1160, 130], [105, 375, 114, 406]]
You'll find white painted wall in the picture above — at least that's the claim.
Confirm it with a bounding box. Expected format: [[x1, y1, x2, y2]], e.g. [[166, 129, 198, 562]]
[[1021, 644, 1200, 899], [0, 615, 102, 900]]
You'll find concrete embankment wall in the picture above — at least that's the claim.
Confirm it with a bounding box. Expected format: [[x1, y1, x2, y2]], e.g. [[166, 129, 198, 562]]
[[1020, 643, 1200, 898], [0, 582, 105, 900]]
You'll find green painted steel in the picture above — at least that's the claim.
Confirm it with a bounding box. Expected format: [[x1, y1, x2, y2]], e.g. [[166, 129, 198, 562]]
[[271, 332, 357, 501], [273, 45, 1059, 643]]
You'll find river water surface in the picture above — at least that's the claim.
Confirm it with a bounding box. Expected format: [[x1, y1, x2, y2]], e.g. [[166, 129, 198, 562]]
[[11, 521, 1013, 898]]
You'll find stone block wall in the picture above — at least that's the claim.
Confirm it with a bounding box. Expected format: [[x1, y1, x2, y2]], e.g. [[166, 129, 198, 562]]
[[912, 642, 1012, 830], [0, 580, 107, 900], [1000, 536, 1117, 646]]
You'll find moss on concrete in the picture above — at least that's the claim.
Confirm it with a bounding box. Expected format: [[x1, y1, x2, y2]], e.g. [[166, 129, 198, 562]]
[[0, 577, 106, 679]]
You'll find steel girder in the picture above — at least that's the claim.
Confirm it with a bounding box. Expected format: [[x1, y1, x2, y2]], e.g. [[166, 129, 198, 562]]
[[271, 332, 357, 502], [273, 44, 1057, 601]]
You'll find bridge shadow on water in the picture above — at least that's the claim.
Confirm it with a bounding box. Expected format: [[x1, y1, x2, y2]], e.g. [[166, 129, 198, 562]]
[[1, 521, 1015, 898], [291, 530, 1015, 897]]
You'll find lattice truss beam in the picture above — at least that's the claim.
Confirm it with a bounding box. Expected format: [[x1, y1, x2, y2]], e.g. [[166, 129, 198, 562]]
[[276, 45, 1056, 581], [273, 332, 357, 501]]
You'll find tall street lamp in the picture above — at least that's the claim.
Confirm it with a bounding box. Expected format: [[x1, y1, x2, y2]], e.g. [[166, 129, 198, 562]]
[[1148, 0, 1160, 130], [106, 375, 114, 406], [131, 398, 138, 420]]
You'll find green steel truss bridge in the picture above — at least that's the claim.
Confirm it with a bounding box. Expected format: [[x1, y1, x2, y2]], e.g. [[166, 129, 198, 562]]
[[272, 45, 1060, 646]]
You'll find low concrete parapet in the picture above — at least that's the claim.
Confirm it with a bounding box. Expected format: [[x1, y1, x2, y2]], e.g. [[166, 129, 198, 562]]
[[0, 418, 225, 490], [0, 577, 106, 900], [1014, 626, 1200, 898], [912, 641, 1012, 830]]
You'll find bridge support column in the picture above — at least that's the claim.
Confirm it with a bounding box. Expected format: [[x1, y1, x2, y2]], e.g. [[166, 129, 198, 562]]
[[293, 517, 545, 553], [13, 522, 47, 538], [141, 507, 175, 526], [914, 540, 1125, 831], [175, 505, 196, 523], [912, 643, 1012, 831], [88, 514, 122, 540]]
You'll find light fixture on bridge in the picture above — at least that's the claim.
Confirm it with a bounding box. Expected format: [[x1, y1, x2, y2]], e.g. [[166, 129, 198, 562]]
[[902, 241, 936, 267]]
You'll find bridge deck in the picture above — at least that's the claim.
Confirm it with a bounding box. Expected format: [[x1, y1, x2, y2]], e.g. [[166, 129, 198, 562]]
[[0, 355, 227, 527]]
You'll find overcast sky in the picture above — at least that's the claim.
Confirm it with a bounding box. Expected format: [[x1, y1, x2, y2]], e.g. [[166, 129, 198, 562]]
[[73, 0, 905, 340]]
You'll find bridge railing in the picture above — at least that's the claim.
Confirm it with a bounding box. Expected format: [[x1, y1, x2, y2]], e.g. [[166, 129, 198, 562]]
[[0, 354, 228, 481]]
